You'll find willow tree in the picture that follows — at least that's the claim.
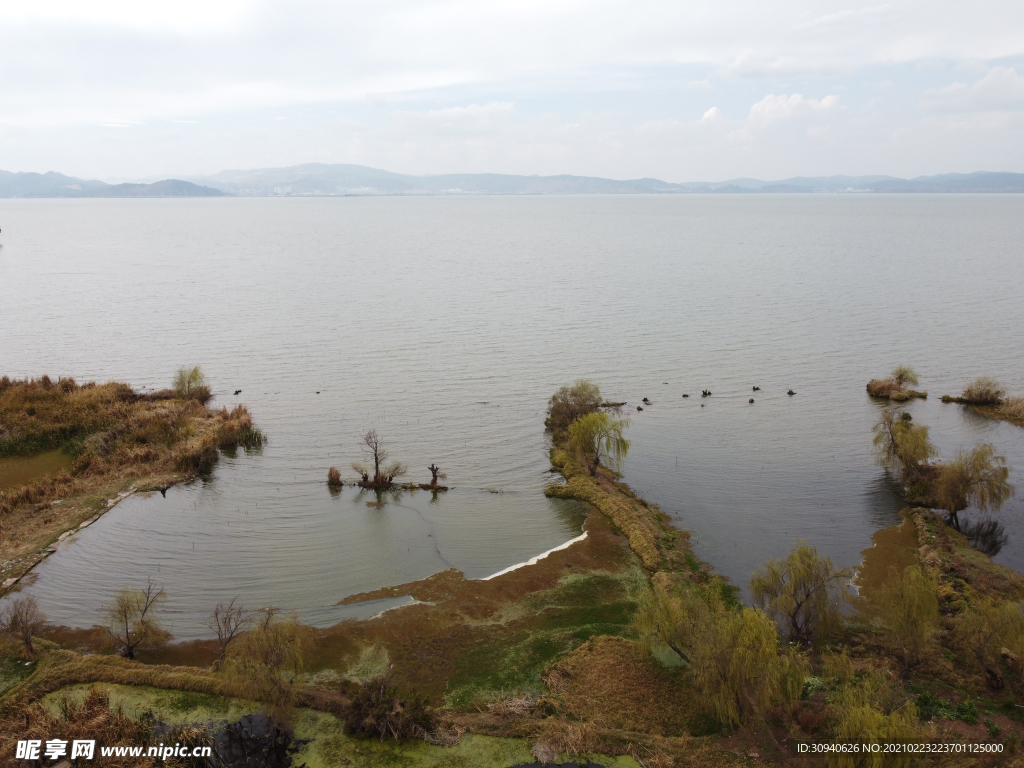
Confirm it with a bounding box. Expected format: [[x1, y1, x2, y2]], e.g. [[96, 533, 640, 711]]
[[224, 613, 313, 722], [872, 410, 936, 482], [934, 444, 1014, 529], [568, 411, 630, 477], [104, 580, 168, 659], [891, 366, 919, 388], [635, 577, 803, 728], [877, 566, 939, 678], [750, 542, 851, 647]]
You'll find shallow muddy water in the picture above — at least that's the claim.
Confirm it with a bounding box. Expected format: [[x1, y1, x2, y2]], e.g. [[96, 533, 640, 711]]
[[1, 194, 1022, 637], [0, 449, 72, 491]]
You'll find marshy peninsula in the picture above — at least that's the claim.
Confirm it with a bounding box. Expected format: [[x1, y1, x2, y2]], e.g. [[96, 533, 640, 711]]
[[2, 194, 1024, 767]]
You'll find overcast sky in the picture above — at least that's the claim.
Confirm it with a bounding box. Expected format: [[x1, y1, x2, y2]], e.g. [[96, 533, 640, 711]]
[[1, 0, 1023, 181]]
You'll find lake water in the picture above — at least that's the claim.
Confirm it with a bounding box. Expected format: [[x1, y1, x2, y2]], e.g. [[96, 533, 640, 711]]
[[1, 195, 1022, 639]]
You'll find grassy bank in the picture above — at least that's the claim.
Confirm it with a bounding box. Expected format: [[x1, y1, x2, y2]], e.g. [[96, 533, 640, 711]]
[[0, 376, 264, 591]]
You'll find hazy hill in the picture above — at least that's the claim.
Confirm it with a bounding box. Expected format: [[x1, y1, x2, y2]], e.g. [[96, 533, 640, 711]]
[[3, 165, 1024, 197], [190, 164, 1024, 196], [0, 170, 223, 198]]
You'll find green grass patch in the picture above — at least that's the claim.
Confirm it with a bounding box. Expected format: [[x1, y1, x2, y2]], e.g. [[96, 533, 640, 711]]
[[444, 570, 643, 710]]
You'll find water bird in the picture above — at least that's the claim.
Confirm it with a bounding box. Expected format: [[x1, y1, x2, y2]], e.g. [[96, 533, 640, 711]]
[[787, 389, 796, 396], [749, 398, 755, 404], [316, 391, 320, 394], [233, 389, 241, 395], [752, 386, 760, 391], [636, 406, 643, 411], [682, 394, 689, 398], [642, 397, 650, 403]]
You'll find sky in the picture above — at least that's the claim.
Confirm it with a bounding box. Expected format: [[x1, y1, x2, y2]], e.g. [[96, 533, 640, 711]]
[[1, 0, 1023, 182]]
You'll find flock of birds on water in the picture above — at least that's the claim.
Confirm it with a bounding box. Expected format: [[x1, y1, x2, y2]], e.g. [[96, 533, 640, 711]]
[[634, 386, 796, 411]]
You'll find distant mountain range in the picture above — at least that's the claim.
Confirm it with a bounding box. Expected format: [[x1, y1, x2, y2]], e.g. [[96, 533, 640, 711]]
[[2, 165, 1024, 197], [0, 171, 223, 198]]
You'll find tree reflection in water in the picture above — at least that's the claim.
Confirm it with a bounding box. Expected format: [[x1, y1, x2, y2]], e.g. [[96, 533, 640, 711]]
[[951, 516, 1009, 557]]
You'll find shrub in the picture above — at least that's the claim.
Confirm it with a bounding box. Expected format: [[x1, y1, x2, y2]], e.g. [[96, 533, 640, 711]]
[[955, 700, 979, 725], [951, 598, 1024, 688], [0, 595, 46, 657], [750, 542, 851, 647], [345, 674, 435, 740], [173, 366, 212, 403], [916, 691, 954, 721], [961, 377, 1005, 405], [327, 466, 342, 486], [545, 380, 602, 433], [826, 671, 923, 768]]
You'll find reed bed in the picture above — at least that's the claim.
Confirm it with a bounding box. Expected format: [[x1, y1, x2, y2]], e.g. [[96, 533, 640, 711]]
[[1001, 395, 1024, 420], [960, 376, 1005, 405]]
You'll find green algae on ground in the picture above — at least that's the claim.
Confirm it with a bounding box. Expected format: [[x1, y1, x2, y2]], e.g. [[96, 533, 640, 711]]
[[443, 566, 646, 710], [39, 683, 639, 768]]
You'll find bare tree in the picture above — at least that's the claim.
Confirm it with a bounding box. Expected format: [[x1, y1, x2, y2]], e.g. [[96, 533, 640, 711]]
[[208, 598, 250, 669], [1, 595, 46, 657], [423, 463, 448, 491], [104, 580, 168, 659], [357, 430, 407, 490]]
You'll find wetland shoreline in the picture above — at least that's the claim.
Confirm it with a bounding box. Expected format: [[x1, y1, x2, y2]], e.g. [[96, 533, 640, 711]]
[[0, 376, 265, 595]]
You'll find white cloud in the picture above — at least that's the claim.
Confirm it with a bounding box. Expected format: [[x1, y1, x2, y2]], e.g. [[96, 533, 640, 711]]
[[920, 67, 1024, 112], [1, 0, 1024, 178], [388, 102, 517, 136], [746, 94, 841, 128]]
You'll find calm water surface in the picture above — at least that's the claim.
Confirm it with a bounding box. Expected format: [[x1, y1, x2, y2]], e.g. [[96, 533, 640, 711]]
[[1, 195, 1022, 638]]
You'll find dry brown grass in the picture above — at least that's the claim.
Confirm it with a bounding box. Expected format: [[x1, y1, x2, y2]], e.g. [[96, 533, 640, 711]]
[[544, 636, 692, 736], [866, 378, 926, 402], [1000, 396, 1024, 421], [867, 378, 903, 399], [0, 686, 157, 768], [961, 377, 1005, 405]]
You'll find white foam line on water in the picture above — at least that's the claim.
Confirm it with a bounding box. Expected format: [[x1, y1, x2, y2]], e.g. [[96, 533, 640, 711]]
[[478, 531, 588, 581]]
